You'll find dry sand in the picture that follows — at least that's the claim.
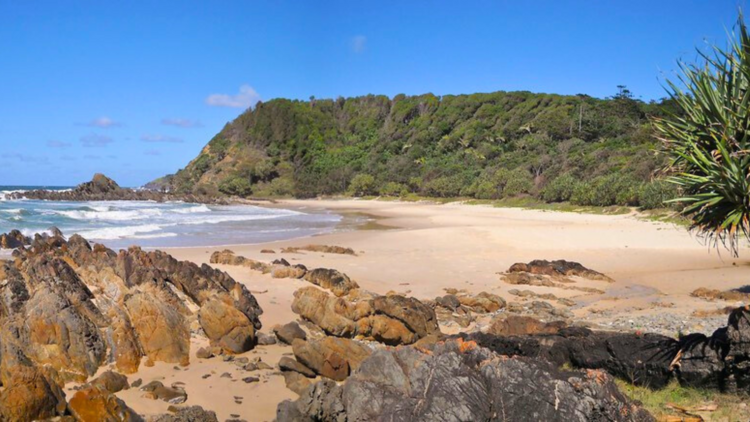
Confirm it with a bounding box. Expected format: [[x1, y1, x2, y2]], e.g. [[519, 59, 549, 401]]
[[101, 199, 750, 421]]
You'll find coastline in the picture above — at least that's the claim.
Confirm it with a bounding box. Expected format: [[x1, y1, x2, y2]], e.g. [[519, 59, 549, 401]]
[[54, 198, 750, 421]]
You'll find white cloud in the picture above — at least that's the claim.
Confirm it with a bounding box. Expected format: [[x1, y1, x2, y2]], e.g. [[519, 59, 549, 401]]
[[140, 134, 183, 143], [352, 35, 367, 53], [83, 117, 121, 128], [144, 149, 161, 156], [161, 118, 202, 128], [47, 140, 72, 148], [80, 133, 114, 147], [205, 85, 261, 108]]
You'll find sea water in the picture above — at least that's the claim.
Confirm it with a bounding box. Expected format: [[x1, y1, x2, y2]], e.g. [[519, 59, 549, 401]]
[[0, 187, 344, 250]]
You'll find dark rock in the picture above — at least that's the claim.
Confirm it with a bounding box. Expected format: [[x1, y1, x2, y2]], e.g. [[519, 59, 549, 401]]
[[151, 405, 219, 422], [277, 339, 653, 422], [274, 322, 307, 345], [89, 370, 130, 393], [139, 380, 188, 404], [256, 331, 278, 345]]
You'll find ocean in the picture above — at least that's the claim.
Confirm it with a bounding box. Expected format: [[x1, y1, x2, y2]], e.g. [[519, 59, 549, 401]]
[[0, 186, 346, 250]]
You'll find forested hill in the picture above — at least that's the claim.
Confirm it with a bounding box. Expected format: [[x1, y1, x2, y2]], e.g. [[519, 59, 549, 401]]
[[154, 90, 678, 208]]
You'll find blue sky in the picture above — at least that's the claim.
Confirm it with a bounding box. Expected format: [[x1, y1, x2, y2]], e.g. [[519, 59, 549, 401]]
[[0, 1, 741, 186]]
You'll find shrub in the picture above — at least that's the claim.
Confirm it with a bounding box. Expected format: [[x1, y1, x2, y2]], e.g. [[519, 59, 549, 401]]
[[639, 180, 677, 210], [254, 177, 295, 197], [422, 176, 463, 197], [472, 180, 498, 199], [571, 181, 594, 205], [218, 176, 252, 197], [348, 174, 376, 196], [502, 169, 534, 197], [379, 182, 408, 197], [615, 179, 642, 206], [542, 174, 578, 202]]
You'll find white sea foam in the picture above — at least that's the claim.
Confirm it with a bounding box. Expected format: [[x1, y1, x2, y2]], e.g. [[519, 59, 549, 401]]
[[51, 208, 164, 221], [75, 224, 163, 240], [172, 204, 211, 214]]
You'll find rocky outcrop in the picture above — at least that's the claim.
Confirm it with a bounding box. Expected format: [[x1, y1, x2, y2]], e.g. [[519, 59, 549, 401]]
[[460, 307, 750, 393], [0, 229, 262, 420], [280, 245, 357, 255], [209, 249, 268, 271], [488, 315, 568, 336], [303, 268, 359, 297], [508, 259, 614, 282], [691, 287, 750, 302], [277, 339, 654, 422], [7, 174, 226, 204], [291, 287, 439, 345], [0, 229, 30, 249], [429, 291, 507, 328]]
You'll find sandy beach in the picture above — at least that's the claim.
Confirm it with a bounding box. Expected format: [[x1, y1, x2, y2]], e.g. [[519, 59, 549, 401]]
[[78, 199, 750, 421]]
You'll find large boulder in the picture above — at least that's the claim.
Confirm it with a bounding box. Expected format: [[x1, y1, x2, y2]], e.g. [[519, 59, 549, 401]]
[[198, 296, 256, 353], [274, 321, 307, 345], [68, 385, 140, 422], [89, 370, 130, 393], [124, 291, 190, 366], [277, 339, 654, 422], [292, 337, 372, 381], [0, 364, 67, 421]]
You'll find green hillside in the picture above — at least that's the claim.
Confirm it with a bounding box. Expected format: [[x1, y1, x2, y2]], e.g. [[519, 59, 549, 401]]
[[160, 89, 678, 208]]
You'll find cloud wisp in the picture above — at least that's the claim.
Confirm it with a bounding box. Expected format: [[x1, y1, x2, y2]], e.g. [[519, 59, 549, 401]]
[[140, 134, 183, 143], [352, 35, 367, 53], [161, 118, 202, 128], [206, 85, 261, 108], [81, 117, 121, 128], [144, 149, 161, 156], [47, 140, 72, 148], [80, 133, 114, 148]]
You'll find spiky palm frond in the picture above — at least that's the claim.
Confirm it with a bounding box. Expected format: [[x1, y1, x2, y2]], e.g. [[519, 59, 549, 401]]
[[655, 14, 750, 256]]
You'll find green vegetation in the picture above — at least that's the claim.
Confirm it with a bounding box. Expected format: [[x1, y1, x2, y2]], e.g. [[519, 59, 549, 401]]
[[616, 379, 750, 421], [162, 89, 680, 206], [656, 15, 750, 255]]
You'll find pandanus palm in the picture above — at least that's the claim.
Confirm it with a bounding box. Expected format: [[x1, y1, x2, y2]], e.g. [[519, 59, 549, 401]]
[[656, 15, 750, 256]]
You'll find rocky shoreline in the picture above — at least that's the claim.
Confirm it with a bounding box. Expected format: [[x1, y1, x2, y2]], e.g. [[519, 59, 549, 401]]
[[6, 173, 230, 204]]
